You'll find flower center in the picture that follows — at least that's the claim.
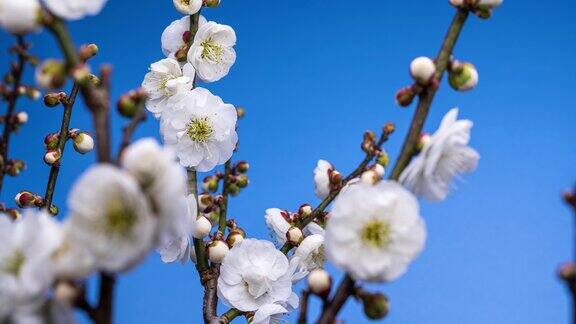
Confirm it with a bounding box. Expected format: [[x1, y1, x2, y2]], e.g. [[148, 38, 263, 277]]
[[180, 0, 190, 5], [187, 117, 214, 143], [201, 37, 223, 63], [106, 199, 137, 236], [4, 250, 25, 276], [361, 220, 391, 248]]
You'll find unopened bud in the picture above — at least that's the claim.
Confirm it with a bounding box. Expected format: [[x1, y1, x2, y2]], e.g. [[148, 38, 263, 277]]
[[72, 65, 91, 86], [14, 111, 28, 125], [235, 161, 249, 173], [361, 293, 389, 320], [117, 94, 137, 118], [198, 194, 214, 212], [5, 160, 25, 177], [410, 56, 436, 85], [54, 282, 78, 305], [15, 191, 39, 208], [395, 86, 416, 107], [207, 240, 229, 263], [559, 262, 576, 282], [175, 45, 190, 62], [226, 228, 245, 248], [476, 0, 503, 10], [79, 44, 99, 61], [204, 0, 220, 7], [44, 149, 61, 165], [44, 133, 60, 150], [43, 92, 66, 107], [72, 132, 94, 154], [235, 174, 249, 188], [361, 169, 381, 185], [307, 268, 331, 296], [193, 216, 212, 239], [202, 176, 219, 193], [377, 151, 390, 167], [236, 106, 245, 118], [36, 59, 66, 89], [416, 133, 431, 152], [26, 88, 41, 100], [228, 183, 241, 196], [448, 62, 478, 91], [329, 170, 342, 187], [286, 226, 304, 245], [299, 204, 313, 217]]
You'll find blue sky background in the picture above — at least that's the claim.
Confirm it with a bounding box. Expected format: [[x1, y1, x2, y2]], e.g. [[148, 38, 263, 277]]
[[2, 0, 576, 323]]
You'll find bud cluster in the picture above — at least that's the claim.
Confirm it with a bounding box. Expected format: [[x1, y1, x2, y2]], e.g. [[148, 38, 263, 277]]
[[202, 161, 250, 196], [15, 190, 44, 208]]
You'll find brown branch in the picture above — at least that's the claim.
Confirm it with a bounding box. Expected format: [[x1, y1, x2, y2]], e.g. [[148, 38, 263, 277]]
[[0, 36, 26, 196], [116, 102, 146, 162], [93, 273, 116, 324], [389, 9, 470, 180], [43, 82, 80, 213], [298, 289, 311, 324], [316, 275, 356, 324]]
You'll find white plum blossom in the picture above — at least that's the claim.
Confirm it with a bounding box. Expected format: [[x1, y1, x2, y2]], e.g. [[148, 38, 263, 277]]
[[121, 138, 192, 246], [399, 108, 479, 201], [0, 0, 41, 35], [325, 181, 426, 282], [264, 208, 291, 245], [0, 211, 61, 305], [188, 21, 237, 82], [218, 239, 298, 316], [291, 234, 325, 281], [44, 0, 108, 20], [142, 58, 194, 118], [172, 0, 202, 15], [158, 235, 196, 264], [160, 87, 238, 172], [51, 223, 96, 280], [161, 15, 207, 59], [252, 297, 299, 324], [66, 165, 157, 272], [314, 159, 333, 199]]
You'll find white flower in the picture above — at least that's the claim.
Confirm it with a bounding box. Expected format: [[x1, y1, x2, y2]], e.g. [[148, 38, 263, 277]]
[[218, 239, 297, 312], [0, 0, 40, 35], [121, 138, 193, 246], [291, 234, 325, 281], [66, 165, 157, 272], [264, 208, 292, 245], [188, 21, 236, 82], [44, 0, 108, 20], [160, 88, 238, 172], [142, 58, 194, 118], [161, 15, 207, 59], [325, 181, 426, 282], [252, 297, 299, 324], [158, 235, 196, 264], [51, 223, 96, 280], [0, 211, 62, 304], [314, 159, 332, 199], [399, 108, 480, 201], [172, 0, 202, 14]]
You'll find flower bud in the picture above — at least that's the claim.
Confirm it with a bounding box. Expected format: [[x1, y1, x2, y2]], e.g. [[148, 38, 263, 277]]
[[44, 149, 61, 165], [193, 216, 212, 239], [117, 94, 138, 118], [36, 59, 66, 89], [198, 194, 214, 212], [307, 268, 331, 296], [54, 281, 78, 305], [410, 57, 436, 84], [44, 132, 60, 150], [395, 86, 416, 107], [173, 0, 203, 14], [202, 176, 219, 193], [226, 228, 245, 248], [361, 293, 389, 320], [79, 44, 99, 61], [448, 62, 478, 91], [43, 92, 66, 107], [299, 204, 313, 217], [416, 133, 431, 152], [207, 240, 229, 263], [72, 65, 91, 86], [15, 191, 39, 208], [228, 183, 241, 196], [329, 170, 342, 187], [5, 159, 25, 177], [559, 262, 576, 282], [449, 0, 465, 7], [235, 161, 249, 173], [204, 0, 220, 8], [373, 164, 385, 177], [477, 0, 503, 9], [72, 132, 94, 154], [14, 111, 28, 125], [286, 226, 304, 245], [26, 88, 41, 100], [236, 107, 245, 119], [361, 169, 381, 185], [235, 174, 249, 188], [377, 151, 390, 167]]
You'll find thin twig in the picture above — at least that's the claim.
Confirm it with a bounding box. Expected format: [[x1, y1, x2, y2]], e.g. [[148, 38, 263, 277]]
[[116, 102, 146, 162], [298, 289, 311, 324], [0, 36, 26, 196], [316, 275, 356, 324], [43, 82, 80, 212]]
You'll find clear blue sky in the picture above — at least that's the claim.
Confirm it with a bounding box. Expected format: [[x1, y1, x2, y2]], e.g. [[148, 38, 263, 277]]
[[1, 0, 576, 323]]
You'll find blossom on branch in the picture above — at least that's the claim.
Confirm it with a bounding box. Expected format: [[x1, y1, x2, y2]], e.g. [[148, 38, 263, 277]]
[[160, 87, 238, 172], [218, 239, 298, 319], [291, 234, 325, 281], [188, 21, 236, 82], [0, 0, 41, 35], [399, 108, 479, 201], [161, 15, 207, 60], [325, 181, 426, 282], [172, 0, 202, 15]]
